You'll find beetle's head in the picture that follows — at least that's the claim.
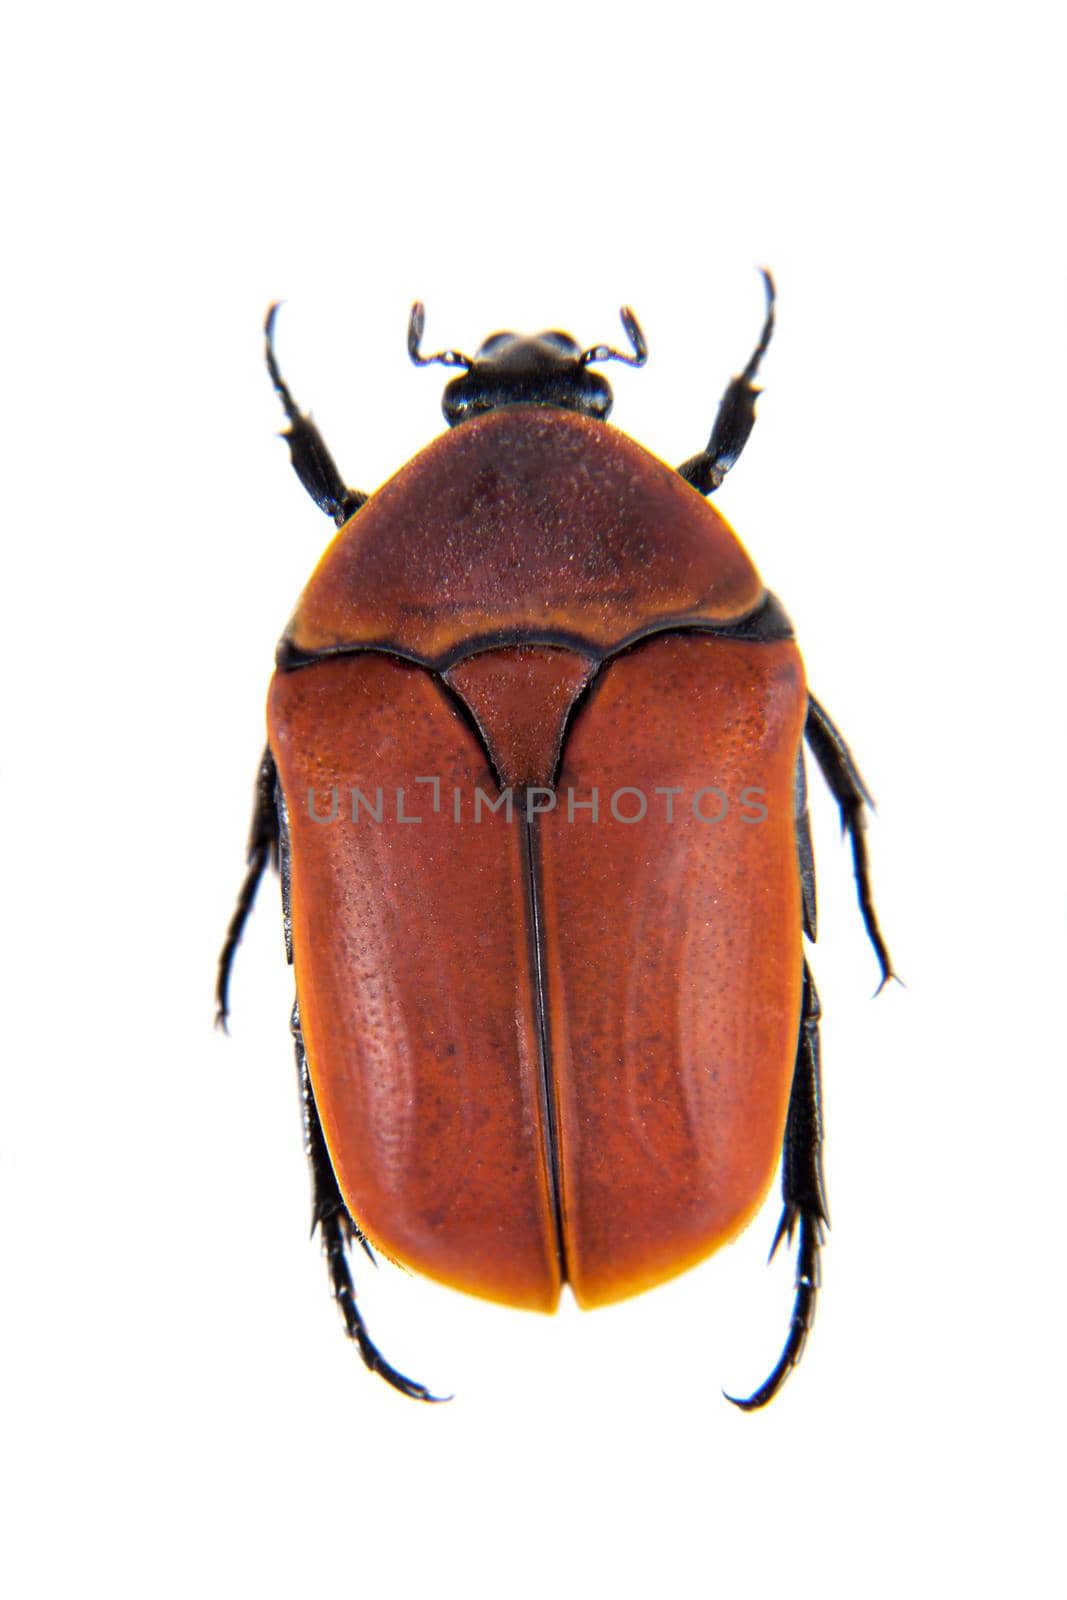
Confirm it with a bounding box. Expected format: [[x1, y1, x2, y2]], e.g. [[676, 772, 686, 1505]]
[[408, 305, 648, 427]]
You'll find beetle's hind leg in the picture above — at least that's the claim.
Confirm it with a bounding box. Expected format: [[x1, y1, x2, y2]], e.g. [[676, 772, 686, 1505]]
[[290, 1004, 445, 1403], [727, 963, 826, 1410], [265, 305, 367, 527], [805, 695, 894, 990], [677, 270, 775, 496], [216, 748, 279, 1030]]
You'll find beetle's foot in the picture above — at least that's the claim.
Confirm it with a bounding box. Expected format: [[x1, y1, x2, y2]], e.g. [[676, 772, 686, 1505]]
[[319, 1209, 449, 1403], [724, 1210, 822, 1411], [350, 1320, 451, 1405]]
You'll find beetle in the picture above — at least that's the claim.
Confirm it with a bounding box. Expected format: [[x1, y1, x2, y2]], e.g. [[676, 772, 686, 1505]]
[[217, 275, 891, 1408]]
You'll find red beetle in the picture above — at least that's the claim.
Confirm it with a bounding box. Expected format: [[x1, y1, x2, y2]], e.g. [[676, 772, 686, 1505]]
[[218, 276, 891, 1408]]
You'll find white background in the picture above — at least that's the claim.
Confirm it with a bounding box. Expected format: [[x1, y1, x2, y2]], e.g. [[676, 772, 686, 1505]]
[[3, 5, 1064, 1597]]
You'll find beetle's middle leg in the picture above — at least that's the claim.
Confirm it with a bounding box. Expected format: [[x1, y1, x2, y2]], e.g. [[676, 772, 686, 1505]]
[[727, 962, 826, 1410], [290, 1003, 444, 1403], [677, 269, 775, 496], [216, 747, 279, 1029], [265, 305, 368, 526], [804, 694, 894, 990]]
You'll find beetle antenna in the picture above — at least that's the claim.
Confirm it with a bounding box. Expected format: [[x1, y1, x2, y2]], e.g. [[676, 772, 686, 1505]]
[[580, 307, 648, 369], [408, 303, 472, 370]]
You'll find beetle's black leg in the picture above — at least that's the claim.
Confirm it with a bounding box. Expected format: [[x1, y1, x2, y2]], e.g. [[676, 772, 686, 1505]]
[[805, 695, 895, 990], [794, 747, 817, 943], [290, 1003, 446, 1403], [727, 963, 826, 1410], [216, 748, 279, 1030], [265, 305, 367, 527], [677, 269, 775, 496]]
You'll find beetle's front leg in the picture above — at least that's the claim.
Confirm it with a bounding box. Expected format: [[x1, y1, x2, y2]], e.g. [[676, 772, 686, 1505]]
[[677, 270, 775, 496], [728, 963, 826, 1410], [265, 305, 367, 527], [290, 1002, 445, 1404]]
